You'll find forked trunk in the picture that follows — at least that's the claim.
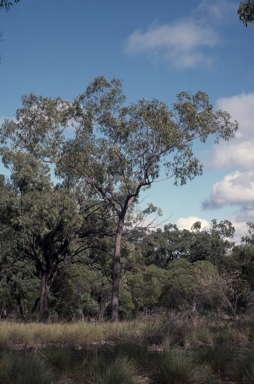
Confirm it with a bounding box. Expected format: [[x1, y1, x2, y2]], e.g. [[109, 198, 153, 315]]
[[39, 273, 50, 323], [111, 218, 124, 323]]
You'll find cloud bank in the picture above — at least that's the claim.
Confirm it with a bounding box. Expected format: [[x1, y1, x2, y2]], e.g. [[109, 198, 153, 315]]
[[204, 92, 254, 211], [207, 93, 254, 170], [203, 92, 254, 241], [203, 171, 254, 209]]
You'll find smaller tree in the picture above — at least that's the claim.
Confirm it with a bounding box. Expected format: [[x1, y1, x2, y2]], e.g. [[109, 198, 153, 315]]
[[140, 225, 192, 268], [192, 261, 239, 318], [0, 150, 113, 322], [127, 264, 167, 314], [189, 219, 235, 268]]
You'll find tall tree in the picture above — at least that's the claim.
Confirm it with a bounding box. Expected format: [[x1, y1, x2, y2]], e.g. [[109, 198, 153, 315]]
[[0, 77, 238, 322]]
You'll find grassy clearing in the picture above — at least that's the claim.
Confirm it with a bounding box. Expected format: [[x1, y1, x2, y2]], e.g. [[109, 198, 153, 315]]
[[0, 315, 254, 383]]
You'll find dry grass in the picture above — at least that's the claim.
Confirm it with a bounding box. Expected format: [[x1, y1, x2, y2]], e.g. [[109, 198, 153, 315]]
[[0, 319, 152, 349], [0, 315, 254, 349], [0, 316, 253, 383]]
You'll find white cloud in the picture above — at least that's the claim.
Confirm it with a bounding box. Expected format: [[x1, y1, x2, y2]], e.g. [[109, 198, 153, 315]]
[[124, 19, 218, 69], [202, 169, 254, 242], [203, 171, 254, 209], [203, 92, 254, 241], [176, 216, 210, 231], [207, 93, 254, 170], [196, 0, 238, 23]]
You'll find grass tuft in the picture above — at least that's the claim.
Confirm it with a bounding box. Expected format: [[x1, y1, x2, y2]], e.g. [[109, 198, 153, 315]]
[[227, 347, 254, 383], [0, 352, 57, 384], [196, 343, 235, 376], [151, 348, 211, 384], [86, 354, 137, 384]]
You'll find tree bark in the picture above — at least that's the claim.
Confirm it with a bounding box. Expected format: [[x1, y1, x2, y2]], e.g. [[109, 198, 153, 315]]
[[39, 273, 50, 323], [111, 218, 124, 323], [17, 297, 25, 322], [98, 299, 111, 322], [26, 296, 40, 322]]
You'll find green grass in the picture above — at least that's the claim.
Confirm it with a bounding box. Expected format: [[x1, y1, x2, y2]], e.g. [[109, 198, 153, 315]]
[[151, 348, 211, 384], [39, 344, 84, 374], [227, 347, 254, 383], [196, 344, 235, 376], [86, 354, 137, 384], [0, 316, 253, 383], [0, 352, 57, 384]]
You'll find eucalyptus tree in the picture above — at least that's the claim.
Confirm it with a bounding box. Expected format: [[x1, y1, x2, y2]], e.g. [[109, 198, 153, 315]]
[[139, 224, 193, 268], [0, 77, 238, 322], [0, 149, 113, 322], [188, 219, 235, 267]]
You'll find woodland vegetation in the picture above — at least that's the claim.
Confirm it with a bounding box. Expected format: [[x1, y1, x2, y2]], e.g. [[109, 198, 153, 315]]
[[0, 72, 241, 323], [0, 3, 253, 384], [0, 146, 254, 323]]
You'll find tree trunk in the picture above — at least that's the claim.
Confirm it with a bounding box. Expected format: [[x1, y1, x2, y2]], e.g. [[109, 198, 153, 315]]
[[111, 218, 124, 323], [98, 299, 111, 323], [39, 273, 50, 323], [17, 297, 25, 322], [26, 297, 40, 322]]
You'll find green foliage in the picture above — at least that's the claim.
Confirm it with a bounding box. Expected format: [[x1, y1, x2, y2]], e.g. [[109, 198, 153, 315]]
[[126, 264, 167, 312], [189, 219, 235, 267], [140, 219, 235, 269], [118, 286, 135, 319], [238, 0, 254, 26], [0, 150, 112, 321], [49, 273, 82, 321], [0, 77, 238, 321], [160, 259, 195, 310], [140, 225, 192, 268]]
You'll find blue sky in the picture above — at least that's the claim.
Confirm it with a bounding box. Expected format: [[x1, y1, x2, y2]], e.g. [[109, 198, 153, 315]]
[[0, 0, 253, 241]]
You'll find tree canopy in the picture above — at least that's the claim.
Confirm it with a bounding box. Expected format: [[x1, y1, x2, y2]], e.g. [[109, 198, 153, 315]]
[[238, 0, 254, 26], [0, 149, 114, 322], [0, 77, 238, 322]]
